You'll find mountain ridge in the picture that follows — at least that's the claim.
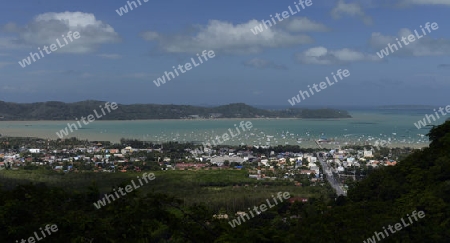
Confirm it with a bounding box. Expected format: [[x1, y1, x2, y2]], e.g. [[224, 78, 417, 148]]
[[0, 100, 352, 120]]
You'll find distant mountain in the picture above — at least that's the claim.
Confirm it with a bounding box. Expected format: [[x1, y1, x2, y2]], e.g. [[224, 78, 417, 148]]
[[0, 101, 351, 120]]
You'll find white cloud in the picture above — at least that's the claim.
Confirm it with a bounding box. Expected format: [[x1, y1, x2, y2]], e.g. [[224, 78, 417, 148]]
[[285, 17, 330, 32], [1, 12, 120, 54], [370, 28, 450, 56], [140, 31, 160, 41], [2, 22, 20, 32], [331, 0, 373, 25], [296, 46, 379, 64], [141, 20, 313, 54], [243, 58, 287, 70]]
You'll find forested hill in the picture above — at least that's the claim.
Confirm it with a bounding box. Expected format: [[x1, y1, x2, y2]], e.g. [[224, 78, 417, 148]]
[[290, 120, 450, 242], [0, 101, 351, 120]]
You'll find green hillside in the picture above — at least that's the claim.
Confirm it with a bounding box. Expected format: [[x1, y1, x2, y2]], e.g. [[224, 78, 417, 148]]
[[0, 101, 351, 120]]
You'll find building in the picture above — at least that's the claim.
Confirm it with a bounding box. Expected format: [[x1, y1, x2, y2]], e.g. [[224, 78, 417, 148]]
[[364, 149, 373, 158]]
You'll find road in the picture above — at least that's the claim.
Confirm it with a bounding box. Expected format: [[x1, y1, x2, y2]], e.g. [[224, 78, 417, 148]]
[[318, 154, 346, 196]]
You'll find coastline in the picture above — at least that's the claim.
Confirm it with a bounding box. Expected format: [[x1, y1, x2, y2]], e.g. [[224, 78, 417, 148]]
[[0, 115, 431, 148], [0, 132, 429, 150]]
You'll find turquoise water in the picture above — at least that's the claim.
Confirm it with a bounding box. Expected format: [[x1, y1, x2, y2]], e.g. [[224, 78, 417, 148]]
[[0, 109, 445, 148]]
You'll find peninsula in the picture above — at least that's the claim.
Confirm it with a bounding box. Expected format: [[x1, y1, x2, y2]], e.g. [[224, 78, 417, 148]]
[[0, 101, 351, 120]]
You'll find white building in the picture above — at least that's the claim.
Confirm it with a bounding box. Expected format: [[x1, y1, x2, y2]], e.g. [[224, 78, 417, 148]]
[[364, 150, 373, 158]]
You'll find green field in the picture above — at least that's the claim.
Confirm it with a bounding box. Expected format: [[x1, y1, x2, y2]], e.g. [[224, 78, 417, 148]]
[[0, 169, 334, 212]]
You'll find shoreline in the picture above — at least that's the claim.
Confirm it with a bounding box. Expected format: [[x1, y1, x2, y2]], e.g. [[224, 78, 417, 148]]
[[0, 116, 431, 149], [0, 133, 428, 149]]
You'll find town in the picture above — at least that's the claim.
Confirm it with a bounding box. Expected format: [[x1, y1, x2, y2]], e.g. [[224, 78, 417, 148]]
[[0, 136, 415, 196]]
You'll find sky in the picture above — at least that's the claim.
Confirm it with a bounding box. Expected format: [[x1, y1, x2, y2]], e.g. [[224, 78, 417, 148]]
[[0, 0, 449, 106]]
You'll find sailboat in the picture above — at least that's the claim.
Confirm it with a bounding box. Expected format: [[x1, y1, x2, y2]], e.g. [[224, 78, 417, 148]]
[[318, 135, 329, 143]]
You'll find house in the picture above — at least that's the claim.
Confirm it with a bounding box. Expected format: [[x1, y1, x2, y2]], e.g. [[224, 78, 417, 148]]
[[307, 161, 316, 167], [385, 160, 397, 166], [309, 166, 320, 175], [260, 159, 269, 166], [213, 214, 228, 219], [300, 170, 316, 175], [368, 160, 380, 167], [278, 158, 286, 165], [109, 149, 119, 154], [364, 150, 373, 158]]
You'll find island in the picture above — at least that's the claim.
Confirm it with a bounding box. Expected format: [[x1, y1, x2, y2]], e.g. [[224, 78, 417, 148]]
[[0, 101, 352, 120]]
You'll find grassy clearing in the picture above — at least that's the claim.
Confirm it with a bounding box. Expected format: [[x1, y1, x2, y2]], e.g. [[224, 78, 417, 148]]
[[0, 169, 335, 211]]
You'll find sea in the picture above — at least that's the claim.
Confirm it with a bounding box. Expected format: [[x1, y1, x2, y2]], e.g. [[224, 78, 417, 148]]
[[0, 107, 445, 148]]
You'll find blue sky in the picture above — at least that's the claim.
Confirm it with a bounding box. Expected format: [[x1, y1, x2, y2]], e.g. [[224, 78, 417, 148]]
[[0, 0, 449, 106]]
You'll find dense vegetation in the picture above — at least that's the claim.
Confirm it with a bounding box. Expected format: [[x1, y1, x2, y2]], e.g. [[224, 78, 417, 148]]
[[0, 100, 351, 120], [1, 121, 449, 242]]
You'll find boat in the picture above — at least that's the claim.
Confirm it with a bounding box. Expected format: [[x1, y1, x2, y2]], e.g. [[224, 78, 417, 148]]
[[318, 136, 329, 142]]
